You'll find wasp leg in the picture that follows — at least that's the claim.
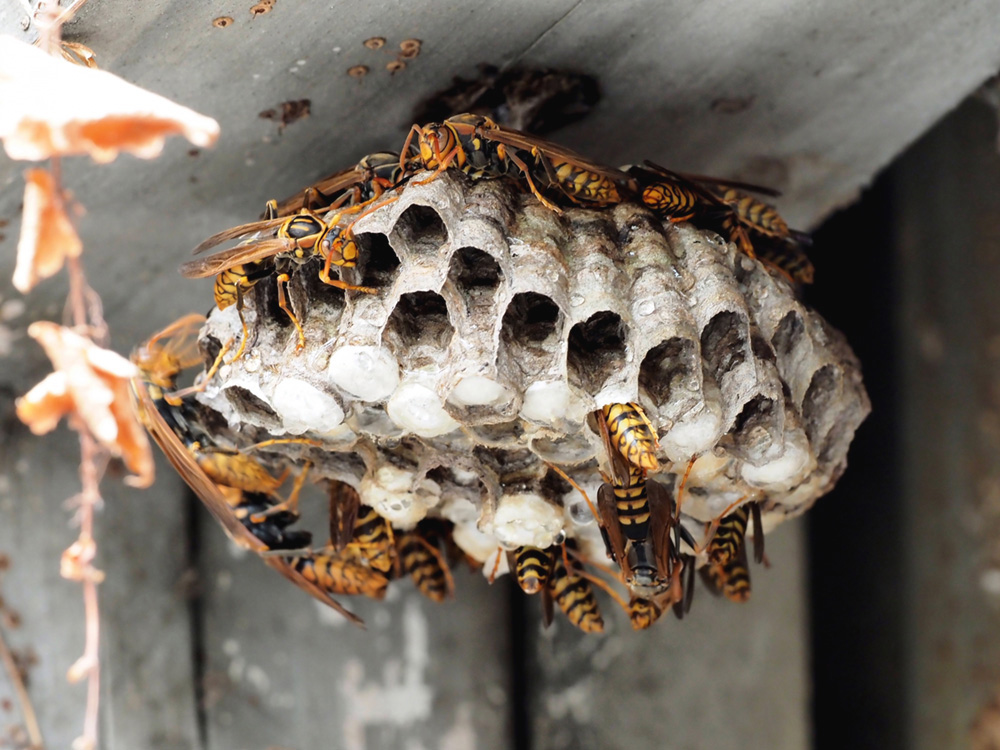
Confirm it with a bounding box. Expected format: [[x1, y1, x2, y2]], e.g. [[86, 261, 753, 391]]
[[674, 456, 697, 518], [166, 337, 233, 402], [400, 124, 421, 174], [275, 273, 306, 351], [633, 402, 661, 452], [487, 547, 504, 584], [503, 146, 562, 213], [412, 144, 462, 187], [227, 284, 251, 364], [697, 494, 749, 554], [263, 199, 278, 220], [249, 462, 310, 523], [413, 534, 456, 598], [245, 437, 324, 451], [545, 462, 601, 526], [727, 221, 757, 259]]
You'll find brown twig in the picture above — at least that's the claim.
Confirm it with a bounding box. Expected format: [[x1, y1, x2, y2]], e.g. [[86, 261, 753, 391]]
[[72, 425, 104, 750], [0, 623, 44, 749]]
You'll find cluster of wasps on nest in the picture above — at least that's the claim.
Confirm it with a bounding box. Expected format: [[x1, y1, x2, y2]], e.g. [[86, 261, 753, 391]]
[[133, 113, 809, 632]]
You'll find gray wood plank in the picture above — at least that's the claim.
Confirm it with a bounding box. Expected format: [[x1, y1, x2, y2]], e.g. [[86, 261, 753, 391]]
[[0, 421, 202, 750], [893, 99, 1000, 750], [527, 520, 808, 750], [197, 506, 512, 750], [526, 0, 1000, 227]]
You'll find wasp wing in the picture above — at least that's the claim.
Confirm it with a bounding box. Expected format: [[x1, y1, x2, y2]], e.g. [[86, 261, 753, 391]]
[[192, 217, 286, 255], [642, 160, 782, 198], [273, 165, 363, 217], [328, 480, 361, 551], [596, 483, 627, 568], [750, 501, 765, 565], [131, 378, 364, 627], [646, 478, 676, 574], [179, 238, 293, 278], [486, 124, 635, 185]]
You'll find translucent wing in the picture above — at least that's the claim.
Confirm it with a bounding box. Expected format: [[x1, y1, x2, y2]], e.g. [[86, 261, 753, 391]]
[[179, 239, 293, 278]]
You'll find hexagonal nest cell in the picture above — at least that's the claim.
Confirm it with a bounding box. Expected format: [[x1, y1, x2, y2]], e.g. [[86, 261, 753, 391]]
[[189, 171, 869, 572]]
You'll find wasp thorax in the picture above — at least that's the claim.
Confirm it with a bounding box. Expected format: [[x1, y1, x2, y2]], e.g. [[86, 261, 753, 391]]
[[186, 169, 868, 611]]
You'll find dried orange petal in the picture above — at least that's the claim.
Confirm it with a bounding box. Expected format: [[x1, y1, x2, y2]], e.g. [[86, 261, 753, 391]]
[[0, 37, 219, 163], [12, 168, 83, 293]]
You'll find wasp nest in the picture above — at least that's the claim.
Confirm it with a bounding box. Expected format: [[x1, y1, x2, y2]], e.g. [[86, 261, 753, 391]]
[[190, 171, 869, 569]]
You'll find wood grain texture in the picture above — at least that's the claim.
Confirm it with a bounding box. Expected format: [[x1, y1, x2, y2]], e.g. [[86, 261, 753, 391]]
[[0, 422, 202, 750], [527, 520, 808, 750], [197, 502, 513, 750], [893, 100, 1000, 750]]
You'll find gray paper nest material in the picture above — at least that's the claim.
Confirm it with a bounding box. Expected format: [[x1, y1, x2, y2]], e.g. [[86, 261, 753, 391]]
[[191, 171, 869, 566]]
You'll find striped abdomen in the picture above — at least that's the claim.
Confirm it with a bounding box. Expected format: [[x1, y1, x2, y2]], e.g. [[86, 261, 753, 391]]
[[603, 403, 659, 472], [213, 261, 271, 310], [628, 597, 663, 630], [718, 557, 751, 603], [294, 555, 389, 599], [398, 533, 451, 602], [707, 507, 749, 566], [513, 546, 552, 594], [552, 161, 622, 205], [640, 180, 701, 220], [719, 189, 789, 238], [348, 504, 394, 574], [611, 462, 651, 543], [549, 557, 604, 633], [756, 243, 815, 285]]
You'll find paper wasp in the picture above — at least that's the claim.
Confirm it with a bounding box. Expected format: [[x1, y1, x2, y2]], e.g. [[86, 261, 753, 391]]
[[629, 162, 812, 281], [292, 553, 389, 600], [404, 113, 635, 212], [396, 521, 455, 602], [698, 500, 766, 604], [271, 151, 415, 218], [706, 502, 765, 567], [130, 317, 364, 626], [542, 544, 604, 634], [180, 152, 412, 353], [510, 545, 553, 594], [701, 548, 753, 603], [328, 480, 396, 576]]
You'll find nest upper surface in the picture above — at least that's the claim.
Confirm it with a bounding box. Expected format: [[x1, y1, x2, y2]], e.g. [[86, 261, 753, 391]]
[[190, 171, 869, 560]]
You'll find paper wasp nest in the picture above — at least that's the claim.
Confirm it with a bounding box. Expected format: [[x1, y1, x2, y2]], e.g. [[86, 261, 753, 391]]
[[192, 172, 869, 567]]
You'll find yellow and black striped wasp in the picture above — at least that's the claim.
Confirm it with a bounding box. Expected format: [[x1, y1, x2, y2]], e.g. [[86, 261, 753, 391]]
[[396, 521, 456, 602], [180, 152, 413, 355], [701, 548, 753, 603], [328, 479, 397, 576], [509, 545, 553, 594], [403, 113, 636, 212], [630, 161, 814, 284], [698, 500, 766, 604], [130, 316, 365, 626], [541, 543, 605, 634]]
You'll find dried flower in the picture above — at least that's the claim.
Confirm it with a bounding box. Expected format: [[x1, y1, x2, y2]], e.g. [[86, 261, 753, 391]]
[[16, 322, 154, 487], [0, 36, 219, 163], [12, 168, 82, 293]]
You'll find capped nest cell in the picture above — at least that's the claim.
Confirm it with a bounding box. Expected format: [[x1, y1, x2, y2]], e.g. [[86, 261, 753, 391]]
[[189, 170, 869, 575]]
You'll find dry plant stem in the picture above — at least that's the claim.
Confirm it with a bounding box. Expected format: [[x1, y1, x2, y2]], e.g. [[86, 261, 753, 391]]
[[63, 150, 106, 749], [0, 623, 44, 749], [66, 231, 107, 750], [75, 427, 104, 750]]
